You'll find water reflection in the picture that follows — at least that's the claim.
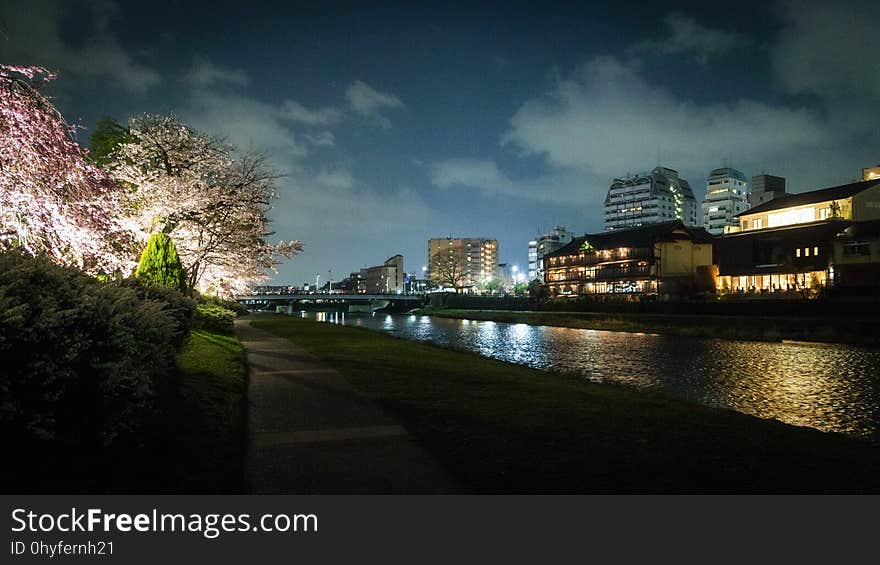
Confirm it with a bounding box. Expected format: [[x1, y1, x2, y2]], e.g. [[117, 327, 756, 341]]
[[303, 311, 880, 439]]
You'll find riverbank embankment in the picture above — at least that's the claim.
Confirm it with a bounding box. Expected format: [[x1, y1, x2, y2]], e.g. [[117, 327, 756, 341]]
[[252, 315, 880, 493], [411, 308, 880, 345]]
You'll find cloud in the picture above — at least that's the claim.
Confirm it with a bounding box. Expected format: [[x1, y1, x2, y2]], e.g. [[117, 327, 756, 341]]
[[638, 14, 751, 64], [186, 90, 308, 157], [431, 159, 513, 192], [280, 100, 344, 126], [304, 131, 336, 146], [503, 57, 828, 184], [186, 56, 249, 87], [316, 169, 355, 189], [771, 0, 880, 122], [182, 59, 341, 156], [0, 0, 160, 93], [345, 80, 405, 128]]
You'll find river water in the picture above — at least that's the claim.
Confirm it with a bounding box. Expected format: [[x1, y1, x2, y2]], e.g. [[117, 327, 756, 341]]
[[302, 311, 880, 440]]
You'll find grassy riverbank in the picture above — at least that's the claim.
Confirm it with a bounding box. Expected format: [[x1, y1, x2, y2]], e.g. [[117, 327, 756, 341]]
[[412, 308, 880, 345], [164, 330, 249, 491], [252, 316, 880, 493]]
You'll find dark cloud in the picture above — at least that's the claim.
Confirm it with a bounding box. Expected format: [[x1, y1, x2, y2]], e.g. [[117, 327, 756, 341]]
[[0, 0, 159, 92], [637, 14, 752, 64]]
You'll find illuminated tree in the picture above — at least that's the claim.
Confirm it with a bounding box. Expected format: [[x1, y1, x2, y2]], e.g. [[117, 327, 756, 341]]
[[136, 232, 185, 290], [0, 65, 135, 274], [108, 114, 302, 295]]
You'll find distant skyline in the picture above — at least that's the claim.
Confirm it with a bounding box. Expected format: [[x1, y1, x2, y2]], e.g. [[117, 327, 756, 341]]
[[2, 0, 878, 284]]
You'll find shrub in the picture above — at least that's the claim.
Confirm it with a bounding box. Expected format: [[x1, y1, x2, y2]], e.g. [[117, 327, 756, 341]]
[[193, 303, 236, 334], [122, 278, 196, 350], [0, 250, 180, 450], [200, 294, 248, 316], [136, 232, 185, 290]]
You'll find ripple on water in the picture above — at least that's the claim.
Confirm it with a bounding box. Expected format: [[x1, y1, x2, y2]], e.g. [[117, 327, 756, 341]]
[[306, 312, 880, 440]]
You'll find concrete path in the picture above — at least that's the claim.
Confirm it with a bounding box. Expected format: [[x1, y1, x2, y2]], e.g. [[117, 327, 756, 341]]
[[236, 319, 461, 494]]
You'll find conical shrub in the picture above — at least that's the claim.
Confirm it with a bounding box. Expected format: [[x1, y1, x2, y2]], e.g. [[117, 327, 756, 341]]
[[136, 233, 185, 290]]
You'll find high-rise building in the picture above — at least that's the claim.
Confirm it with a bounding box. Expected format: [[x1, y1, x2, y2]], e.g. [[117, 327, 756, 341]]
[[528, 240, 538, 280], [750, 174, 786, 206], [701, 167, 750, 235], [604, 166, 697, 231], [428, 237, 498, 290], [528, 225, 574, 281]]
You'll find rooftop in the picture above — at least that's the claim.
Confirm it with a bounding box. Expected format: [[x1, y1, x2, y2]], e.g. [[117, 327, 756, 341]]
[[546, 220, 713, 258], [738, 179, 880, 217]]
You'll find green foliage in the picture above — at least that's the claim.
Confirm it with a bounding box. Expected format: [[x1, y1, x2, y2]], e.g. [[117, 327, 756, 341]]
[[136, 233, 185, 291], [199, 293, 248, 316], [88, 117, 129, 167], [170, 330, 247, 491], [528, 278, 549, 301], [513, 281, 529, 295], [0, 249, 180, 450], [193, 303, 236, 334], [122, 278, 196, 350]]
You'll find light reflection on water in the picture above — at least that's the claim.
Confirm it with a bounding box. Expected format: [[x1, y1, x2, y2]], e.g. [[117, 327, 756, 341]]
[[303, 311, 880, 440]]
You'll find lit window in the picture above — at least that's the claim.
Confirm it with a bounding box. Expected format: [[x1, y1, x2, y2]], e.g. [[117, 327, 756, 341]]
[[814, 246, 819, 255], [796, 248, 801, 257], [804, 247, 810, 257]]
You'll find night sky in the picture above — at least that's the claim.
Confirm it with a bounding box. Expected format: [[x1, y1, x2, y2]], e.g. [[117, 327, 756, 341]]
[[2, 0, 878, 285]]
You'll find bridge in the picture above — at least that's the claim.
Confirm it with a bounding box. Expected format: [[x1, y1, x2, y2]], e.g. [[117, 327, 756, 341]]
[[236, 292, 426, 313], [238, 293, 426, 302]]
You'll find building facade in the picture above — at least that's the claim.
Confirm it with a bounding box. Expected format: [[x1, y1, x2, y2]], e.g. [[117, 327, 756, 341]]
[[714, 179, 880, 295], [528, 239, 538, 281], [736, 179, 880, 233], [701, 167, 750, 235], [544, 221, 714, 299], [362, 254, 404, 294], [750, 174, 786, 207], [604, 166, 698, 231], [528, 225, 574, 282], [428, 238, 498, 290]]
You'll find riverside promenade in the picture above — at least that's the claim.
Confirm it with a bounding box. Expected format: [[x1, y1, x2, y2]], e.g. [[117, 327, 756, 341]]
[[235, 319, 460, 493]]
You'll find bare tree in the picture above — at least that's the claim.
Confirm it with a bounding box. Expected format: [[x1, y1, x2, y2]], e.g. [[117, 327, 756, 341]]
[[429, 249, 466, 292]]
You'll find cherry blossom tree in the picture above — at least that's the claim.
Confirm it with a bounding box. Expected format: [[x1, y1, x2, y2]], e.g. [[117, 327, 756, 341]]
[[109, 114, 301, 295], [0, 65, 135, 274]]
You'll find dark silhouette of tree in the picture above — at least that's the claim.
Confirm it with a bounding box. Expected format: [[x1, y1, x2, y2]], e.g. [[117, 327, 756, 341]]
[[430, 249, 465, 291], [88, 117, 129, 166], [528, 278, 548, 302]]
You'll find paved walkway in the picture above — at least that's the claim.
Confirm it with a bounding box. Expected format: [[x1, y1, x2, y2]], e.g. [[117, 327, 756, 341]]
[[236, 319, 461, 494]]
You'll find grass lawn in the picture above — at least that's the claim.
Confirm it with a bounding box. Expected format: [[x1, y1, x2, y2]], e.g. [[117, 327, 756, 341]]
[[162, 330, 248, 492], [253, 315, 880, 493]]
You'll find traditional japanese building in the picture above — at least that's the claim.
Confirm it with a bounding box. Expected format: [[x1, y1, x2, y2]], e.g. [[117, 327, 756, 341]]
[[735, 179, 880, 232], [714, 179, 880, 295], [543, 220, 714, 299]]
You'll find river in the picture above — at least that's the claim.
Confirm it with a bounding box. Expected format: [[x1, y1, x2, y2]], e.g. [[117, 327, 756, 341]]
[[301, 311, 880, 440]]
